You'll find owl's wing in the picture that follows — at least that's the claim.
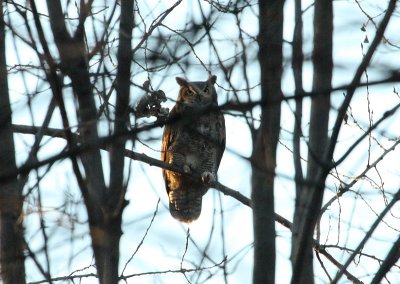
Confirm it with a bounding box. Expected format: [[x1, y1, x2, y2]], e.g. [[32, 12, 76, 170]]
[[161, 106, 178, 193], [216, 113, 226, 168]]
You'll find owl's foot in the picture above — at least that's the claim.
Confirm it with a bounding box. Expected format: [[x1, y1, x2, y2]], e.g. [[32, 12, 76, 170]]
[[201, 172, 216, 184], [183, 164, 191, 173]]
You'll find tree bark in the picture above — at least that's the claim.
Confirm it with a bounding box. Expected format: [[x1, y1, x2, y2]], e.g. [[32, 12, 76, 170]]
[[252, 1, 284, 283], [45, 0, 134, 282], [291, 1, 333, 283], [0, 1, 26, 283], [370, 233, 400, 284], [292, 0, 304, 195], [104, 0, 134, 282]]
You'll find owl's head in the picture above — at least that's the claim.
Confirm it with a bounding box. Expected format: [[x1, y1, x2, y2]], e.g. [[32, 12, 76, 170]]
[[175, 75, 218, 107]]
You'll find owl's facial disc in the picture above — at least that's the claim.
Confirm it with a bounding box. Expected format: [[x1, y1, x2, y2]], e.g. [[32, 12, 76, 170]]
[[176, 76, 217, 106]]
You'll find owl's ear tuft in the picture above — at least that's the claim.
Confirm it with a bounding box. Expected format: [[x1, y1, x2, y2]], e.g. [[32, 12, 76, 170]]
[[176, 77, 188, 87], [208, 75, 217, 85]]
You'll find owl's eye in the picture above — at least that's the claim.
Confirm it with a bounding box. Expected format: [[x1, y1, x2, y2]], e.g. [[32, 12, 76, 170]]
[[184, 87, 196, 97], [185, 90, 194, 97]]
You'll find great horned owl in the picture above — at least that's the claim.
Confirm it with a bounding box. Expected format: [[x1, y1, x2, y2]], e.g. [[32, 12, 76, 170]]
[[161, 75, 226, 223]]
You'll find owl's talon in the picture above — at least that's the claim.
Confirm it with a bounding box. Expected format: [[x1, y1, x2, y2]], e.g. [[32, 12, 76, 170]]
[[201, 172, 216, 184], [183, 164, 191, 173]]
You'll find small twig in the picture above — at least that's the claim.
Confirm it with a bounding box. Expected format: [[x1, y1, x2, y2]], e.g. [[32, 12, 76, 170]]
[[321, 138, 400, 214], [180, 228, 192, 283], [316, 245, 364, 284], [315, 251, 333, 283], [120, 258, 226, 280], [131, 1, 182, 55], [332, 187, 400, 283], [120, 199, 160, 276]]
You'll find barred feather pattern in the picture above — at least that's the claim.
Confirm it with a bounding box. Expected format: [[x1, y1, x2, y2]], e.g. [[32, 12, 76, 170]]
[[168, 187, 203, 223]]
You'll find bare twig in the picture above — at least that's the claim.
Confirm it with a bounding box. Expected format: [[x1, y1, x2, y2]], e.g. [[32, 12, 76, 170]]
[[321, 138, 400, 213], [120, 199, 160, 276], [332, 187, 400, 283]]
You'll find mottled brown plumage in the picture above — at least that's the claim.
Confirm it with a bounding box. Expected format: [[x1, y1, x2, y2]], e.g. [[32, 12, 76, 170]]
[[161, 75, 226, 223]]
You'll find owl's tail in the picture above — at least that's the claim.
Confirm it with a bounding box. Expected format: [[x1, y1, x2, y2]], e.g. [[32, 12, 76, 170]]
[[168, 188, 203, 223]]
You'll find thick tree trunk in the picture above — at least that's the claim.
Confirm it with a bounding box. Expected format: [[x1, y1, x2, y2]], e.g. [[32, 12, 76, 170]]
[[291, 1, 333, 283], [0, 1, 26, 283], [103, 0, 134, 282], [46, 1, 106, 280], [252, 1, 284, 283], [45, 1, 133, 282]]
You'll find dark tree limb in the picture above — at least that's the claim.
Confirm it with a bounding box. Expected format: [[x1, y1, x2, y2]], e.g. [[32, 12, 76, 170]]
[[46, 0, 107, 205], [252, 1, 284, 283], [101, 0, 134, 282], [292, 0, 305, 196], [292, 1, 396, 283], [11, 123, 295, 231], [45, 0, 111, 282], [291, 1, 333, 283], [11, 123, 372, 283], [0, 1, 26, 283], [370, 233, 400, 284]]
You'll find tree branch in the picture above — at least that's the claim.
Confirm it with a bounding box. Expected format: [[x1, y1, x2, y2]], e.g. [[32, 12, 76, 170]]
[[11, 124, 294, 230]]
